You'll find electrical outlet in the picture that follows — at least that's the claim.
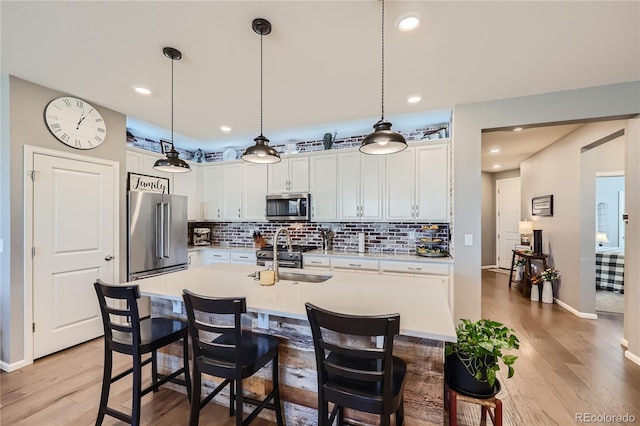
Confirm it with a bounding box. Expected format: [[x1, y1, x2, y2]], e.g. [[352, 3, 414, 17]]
[[464, 234, 473, 246]]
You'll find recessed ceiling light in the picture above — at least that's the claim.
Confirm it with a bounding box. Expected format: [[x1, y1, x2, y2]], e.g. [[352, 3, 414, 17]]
[[493, 164, 501, 168], [513, 127, 523, 132], [490, 148, 500, 153], [220, 126, 232, 132], [132, 86, 152, 95], [407, 95, 422, 104], [397, 12, 421, 31]]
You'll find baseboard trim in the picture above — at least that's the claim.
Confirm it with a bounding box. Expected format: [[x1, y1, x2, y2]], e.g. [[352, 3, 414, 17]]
[[554, 298, 598, 320], [1, 358, 31, 372], [625, 350, 640, 367], [621, 338, 629, 349], [482, 265, 498, 270]]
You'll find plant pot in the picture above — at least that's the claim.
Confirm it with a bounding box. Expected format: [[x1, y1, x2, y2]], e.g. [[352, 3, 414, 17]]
[[542, 280, 554, 303], [530, 284, 539, 301], [445, 352, 498, 398]]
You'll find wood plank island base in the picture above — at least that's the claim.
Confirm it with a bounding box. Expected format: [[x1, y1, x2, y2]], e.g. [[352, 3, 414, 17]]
[[136, 264, 456, 425]]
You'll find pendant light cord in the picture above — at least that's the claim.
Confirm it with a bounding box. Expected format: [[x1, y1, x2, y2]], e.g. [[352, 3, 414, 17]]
[[381, 0, 385, 121], [260, 30, 264, 136], [171, 54, 175, 147]]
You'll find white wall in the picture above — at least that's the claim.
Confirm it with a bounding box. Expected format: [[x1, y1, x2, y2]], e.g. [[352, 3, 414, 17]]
[[0, 76, 127, 367], [452, 81, 640, 324], [520, 120, 628, 314]]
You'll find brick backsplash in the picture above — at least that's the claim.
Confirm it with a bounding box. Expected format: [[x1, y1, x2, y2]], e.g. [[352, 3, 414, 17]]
[[189, 221, 450, 254]]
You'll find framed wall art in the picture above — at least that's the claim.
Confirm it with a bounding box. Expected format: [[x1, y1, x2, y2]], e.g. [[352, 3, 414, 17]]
[[532, 195, 553, 216], [128, 172, 170, 194]]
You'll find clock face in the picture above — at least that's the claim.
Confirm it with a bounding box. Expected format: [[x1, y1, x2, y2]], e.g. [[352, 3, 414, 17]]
[[44, 97, 107, 149], [223, 147, 237, 161]]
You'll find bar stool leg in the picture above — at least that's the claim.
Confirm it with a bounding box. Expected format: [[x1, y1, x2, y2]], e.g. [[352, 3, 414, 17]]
[[132, 353, 143, 426], [396, 397, 405, 426], [189, 367, 201, 426], [229, 380, 235, 417], [96, 346, 112, 425], [235, 378, 244, 426], [272, 356, 285, 426]]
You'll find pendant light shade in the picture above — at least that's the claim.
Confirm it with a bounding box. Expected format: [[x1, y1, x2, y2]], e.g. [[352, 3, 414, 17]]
[[360, 0, 407, 155], [242, 18, 281, 164], [154, 47, 191, 173]]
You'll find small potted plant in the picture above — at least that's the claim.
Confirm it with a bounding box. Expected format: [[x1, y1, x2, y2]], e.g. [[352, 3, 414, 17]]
[[445, 319, 519, 397], [539, 268, 560, 303]]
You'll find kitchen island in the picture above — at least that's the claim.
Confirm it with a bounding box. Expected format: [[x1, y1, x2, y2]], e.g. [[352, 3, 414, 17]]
[[136, 263, 456, 425]]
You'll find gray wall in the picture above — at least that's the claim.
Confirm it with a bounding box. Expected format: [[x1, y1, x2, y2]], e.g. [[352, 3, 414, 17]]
[[481, 169, 520, 267], [0, 76, 127, 366], [452, 81, 640, 323], [520, 120, 628, 314]]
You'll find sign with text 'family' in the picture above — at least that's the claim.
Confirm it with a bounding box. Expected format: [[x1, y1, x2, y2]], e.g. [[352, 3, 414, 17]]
[[127, 172, 170, 194]]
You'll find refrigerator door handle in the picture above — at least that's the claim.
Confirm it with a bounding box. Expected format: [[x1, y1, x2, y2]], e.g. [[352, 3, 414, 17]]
[[163, 202, 171, 258], [156, 202, 163, 259]]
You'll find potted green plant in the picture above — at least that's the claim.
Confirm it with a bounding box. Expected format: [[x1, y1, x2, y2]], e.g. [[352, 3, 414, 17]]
[[445, 319, 519, 397]]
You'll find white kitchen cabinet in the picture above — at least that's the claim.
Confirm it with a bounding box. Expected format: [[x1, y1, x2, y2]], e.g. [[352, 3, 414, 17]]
[[302, 255, 331, 270], [221, 164, 243, 221], [415, 144, 449, 221], [330, 257, 379, 273], [187, 250, 200, 269], [385, 143, 449, 222], [200, 249, 231, 265], [173, 166, 201, 221], [126, 150, 144, 174], [268, 157, 309, 193], [337, 152, 383, 221], [242, 163, 268, 222], [202, 165, 223, 221], [309, 153, 337, 221], [230, 251, 257, 265]]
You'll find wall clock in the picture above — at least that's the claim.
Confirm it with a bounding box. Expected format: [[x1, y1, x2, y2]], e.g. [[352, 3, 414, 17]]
[[44, 96, 107, 149]]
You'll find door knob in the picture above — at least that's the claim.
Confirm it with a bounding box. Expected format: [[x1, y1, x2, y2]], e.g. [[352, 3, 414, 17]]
[[105, 255, 114, 261]]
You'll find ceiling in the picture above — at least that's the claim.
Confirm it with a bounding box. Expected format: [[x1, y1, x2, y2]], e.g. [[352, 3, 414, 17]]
[[2, 1, 638, 154]]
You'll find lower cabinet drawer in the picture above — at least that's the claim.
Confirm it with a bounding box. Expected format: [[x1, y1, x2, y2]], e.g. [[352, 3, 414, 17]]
[[201, 249, 231, 265], [231, 251, 257, 264], [303, 256, 331, 268], [379, 260, 450, 276], [331, 257, 379, 272]]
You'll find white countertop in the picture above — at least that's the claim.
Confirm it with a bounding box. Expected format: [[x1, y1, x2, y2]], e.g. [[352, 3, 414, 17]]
[[306, 249, 453, 263], [136, 263, 456, 342]]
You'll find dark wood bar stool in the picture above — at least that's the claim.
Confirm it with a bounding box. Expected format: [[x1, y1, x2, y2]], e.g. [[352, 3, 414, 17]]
[[93, 279, 191, 426], [182, 289, 285, 426], [305, 302, 407, 426]]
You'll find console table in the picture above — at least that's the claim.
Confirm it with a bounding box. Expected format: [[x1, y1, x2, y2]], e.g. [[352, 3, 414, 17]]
[[508, 250, 548, 298]]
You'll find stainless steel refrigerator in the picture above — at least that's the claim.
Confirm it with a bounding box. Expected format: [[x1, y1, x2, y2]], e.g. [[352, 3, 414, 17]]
[[127, 191, 188, 281]]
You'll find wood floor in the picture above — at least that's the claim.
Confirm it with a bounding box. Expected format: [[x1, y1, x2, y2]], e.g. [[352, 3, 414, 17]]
[[2, 270, 639, 425]]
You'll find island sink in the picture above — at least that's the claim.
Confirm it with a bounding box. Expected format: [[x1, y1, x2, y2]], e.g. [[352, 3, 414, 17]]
[[277, 271, 332, 283]]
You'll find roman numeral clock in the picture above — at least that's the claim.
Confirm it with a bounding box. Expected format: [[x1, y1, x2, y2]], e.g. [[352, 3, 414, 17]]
[[44, 96, 106, 149]]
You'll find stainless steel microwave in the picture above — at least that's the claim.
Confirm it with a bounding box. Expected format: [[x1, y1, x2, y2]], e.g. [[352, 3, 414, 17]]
[[265, 193, 311, 221]]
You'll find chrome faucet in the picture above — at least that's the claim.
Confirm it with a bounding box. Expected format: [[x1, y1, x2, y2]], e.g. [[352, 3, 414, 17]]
[[273, 227, 293, 282]]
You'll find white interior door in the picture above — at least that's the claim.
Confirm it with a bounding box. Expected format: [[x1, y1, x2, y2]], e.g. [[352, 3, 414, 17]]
[[33, 152, 116, 358], [496, 178, 521, 268]]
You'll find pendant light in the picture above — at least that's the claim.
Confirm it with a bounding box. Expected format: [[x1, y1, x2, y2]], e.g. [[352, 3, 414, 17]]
[[360, 0, 407, 155], [242, 18, 281, 164], [153, 47, 191, 173]]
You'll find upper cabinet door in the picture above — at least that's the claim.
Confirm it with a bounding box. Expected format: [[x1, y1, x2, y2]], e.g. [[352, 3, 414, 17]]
[[268, 157, 309, 193], [415, 144, 449, 221], [385, 148, 416, 221], [288, 157, 309, 193], [359, 154, 383, 221], [242, 163, 268, 222], [173, 166, 201, 221], [337, 152, 361, 220], [222, 164, 243, 221], [309, 153, 337, 221], [126, 151, 143, 174], [202, 165, 222, 221]]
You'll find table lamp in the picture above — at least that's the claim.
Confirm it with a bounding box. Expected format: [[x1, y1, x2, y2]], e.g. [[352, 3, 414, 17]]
[[518, 221, 534, 245], [596, 232, 609, 247]]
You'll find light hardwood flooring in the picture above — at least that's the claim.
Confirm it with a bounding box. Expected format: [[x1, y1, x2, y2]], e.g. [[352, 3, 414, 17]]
[[2, 270, 639, 425]]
